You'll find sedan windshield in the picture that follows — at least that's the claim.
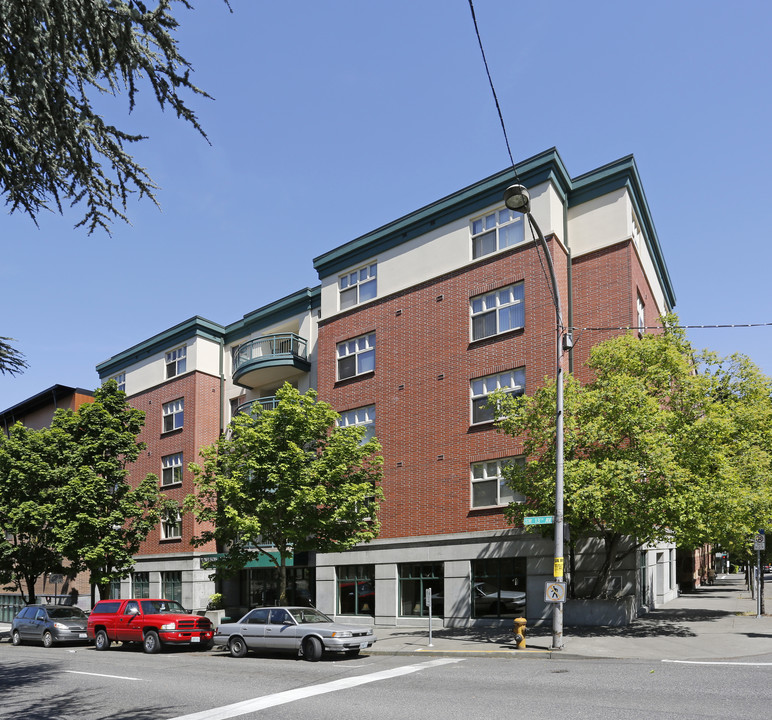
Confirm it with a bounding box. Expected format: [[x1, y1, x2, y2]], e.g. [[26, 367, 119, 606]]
[[290, 608, 332, 624], [140, 600, 187, 615]]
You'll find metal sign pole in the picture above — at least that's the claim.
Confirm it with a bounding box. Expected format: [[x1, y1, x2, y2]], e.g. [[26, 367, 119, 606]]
[[426, 587, 433, 647]]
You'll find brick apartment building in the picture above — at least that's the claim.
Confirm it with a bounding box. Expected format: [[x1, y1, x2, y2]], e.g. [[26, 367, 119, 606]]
[[95, 148, 679, 626], [0, 385, 95, 609]]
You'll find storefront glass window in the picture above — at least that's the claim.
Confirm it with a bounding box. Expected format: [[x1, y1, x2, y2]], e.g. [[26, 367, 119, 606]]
[[471, 557, 526, 618], [399, 563, 444, 617], [336, 565, 375, 616]]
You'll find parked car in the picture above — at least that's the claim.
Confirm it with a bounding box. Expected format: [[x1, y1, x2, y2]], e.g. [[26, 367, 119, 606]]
[[11, 605, 89, 647], [87, 598, 214, 653], [213, 606, 376, 661]]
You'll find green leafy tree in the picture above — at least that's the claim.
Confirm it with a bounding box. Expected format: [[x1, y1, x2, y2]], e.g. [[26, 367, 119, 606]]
[[0, 337, 27, 376], [0, 0, 228, 233], [0, 424, 69, 602], [496, 321, 772, 598], [185, 384, 384, 604], [52, 380, 170, 602]]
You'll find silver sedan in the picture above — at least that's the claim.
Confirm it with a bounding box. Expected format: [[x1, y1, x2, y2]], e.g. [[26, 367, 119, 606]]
[[213, 606, 376, 661]]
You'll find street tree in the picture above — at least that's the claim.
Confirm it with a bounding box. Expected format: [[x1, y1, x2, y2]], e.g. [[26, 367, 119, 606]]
[[186, 384, 384, 604], [0, 337, 27, 376], [0, 0, 227, 233], [496, 322, 772, 598], [52, 380, 170, 602], [0, 424, 69, 603]]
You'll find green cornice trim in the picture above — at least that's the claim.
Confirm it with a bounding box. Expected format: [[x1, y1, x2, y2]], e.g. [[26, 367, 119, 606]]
[[96, 316, 227, 377], [313, 148, 572, 278], [96, 288, 322, 378], [223, 287, 321, 345], [312, 147, 675, 310]]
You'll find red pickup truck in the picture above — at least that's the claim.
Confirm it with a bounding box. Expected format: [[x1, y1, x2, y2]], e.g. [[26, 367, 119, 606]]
[[87, 598, 214, 653]]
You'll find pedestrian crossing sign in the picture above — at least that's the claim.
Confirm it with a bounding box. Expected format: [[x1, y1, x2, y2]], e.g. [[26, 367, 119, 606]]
[[544, 581, 567, 603]]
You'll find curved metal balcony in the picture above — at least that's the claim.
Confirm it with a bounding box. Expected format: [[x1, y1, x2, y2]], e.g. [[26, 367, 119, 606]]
[[235, 396, 279, 416], [232, 333, 311, 388]]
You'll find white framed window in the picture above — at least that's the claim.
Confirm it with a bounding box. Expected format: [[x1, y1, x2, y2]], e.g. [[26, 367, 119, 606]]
[[165, 345, 187, 379], [338, 405, 376, 443], [637, 296, 645, 336], [471, 368, 525, 424], [471, 282, 525, 341], [339, 263, 377, 310], [162, 398, 184, 432], [337, 333, 376, 380], [161, 510, 182, 540], [161, 452, 183, 487], [471, 208, 524, 259], [471, 458, 526, 508], [111, 373, 126, 392]]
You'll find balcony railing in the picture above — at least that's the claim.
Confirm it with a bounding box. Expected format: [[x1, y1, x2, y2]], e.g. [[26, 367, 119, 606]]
[[233, 333, 308, 372], [232, 333, 311, 388], [236, 396, 279, 416]]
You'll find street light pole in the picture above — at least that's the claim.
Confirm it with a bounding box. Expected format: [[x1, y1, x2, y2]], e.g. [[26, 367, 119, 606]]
[[504, 184, 569, 650]]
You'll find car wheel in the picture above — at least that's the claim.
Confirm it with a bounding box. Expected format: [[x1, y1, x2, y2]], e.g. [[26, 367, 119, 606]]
[[229, 636, 247, 658], [143, 630, 161, 654], [42, 631, 54, 649], [302, 636, 323, 662], [345, 648, 360, 657], [11, 630, 22, 646], [94, 629, 111, 651]]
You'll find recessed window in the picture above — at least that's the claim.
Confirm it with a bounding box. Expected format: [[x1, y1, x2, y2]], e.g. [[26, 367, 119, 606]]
[[637, 296, 645, 336], [340, 263, 377, 310], [337, 334, 376, 380], [471, 458, 525, 508], [337, 565, 375, 616], [338, 405, 376, 443], [471, 282, 525, 340], [161, 452, 183, 487], [161, 510, 182, 540], [399, 563, 444, 618], [471, 369, 525, 424], [471, 557, 526, 619], [111, 373, 126, 393], [132, 572, 150, 599], [471, 208, 524, 259], [161, 571, 182, 604], [162, 398, 184, 432], [165, 346, 187, 379]]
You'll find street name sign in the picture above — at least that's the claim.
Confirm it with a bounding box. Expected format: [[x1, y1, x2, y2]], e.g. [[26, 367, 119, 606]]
[[524, 516, 554, 526]]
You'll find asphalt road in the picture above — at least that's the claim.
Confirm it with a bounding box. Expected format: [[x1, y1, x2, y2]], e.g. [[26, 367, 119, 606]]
[[2, 641, 771, 720]]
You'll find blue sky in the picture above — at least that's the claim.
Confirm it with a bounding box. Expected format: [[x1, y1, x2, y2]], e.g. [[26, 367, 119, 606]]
[[2, 0, 771, 410]]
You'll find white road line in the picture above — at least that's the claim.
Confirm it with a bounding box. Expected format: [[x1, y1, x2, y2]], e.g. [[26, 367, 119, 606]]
[[662, 660, 772, 666], [167, 657, 464, 720], [64, 670, 148, 681]]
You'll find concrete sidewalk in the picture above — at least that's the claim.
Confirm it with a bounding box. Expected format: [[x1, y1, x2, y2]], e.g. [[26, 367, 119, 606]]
[[1, 574, 769, 661], [367, 573, 771, 661]]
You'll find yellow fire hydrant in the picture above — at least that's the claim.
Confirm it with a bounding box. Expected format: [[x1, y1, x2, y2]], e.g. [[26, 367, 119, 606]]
[[514, 617, 527, 649]]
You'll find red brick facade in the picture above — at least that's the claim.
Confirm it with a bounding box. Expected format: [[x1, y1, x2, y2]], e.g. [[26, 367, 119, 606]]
[[127, 371, 220, 555]]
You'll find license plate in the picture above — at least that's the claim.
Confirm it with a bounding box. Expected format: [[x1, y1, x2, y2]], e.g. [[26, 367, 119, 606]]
[[359, 642, 368, 649], [78, 633, 87, 639], [191, 636, 200, 643]]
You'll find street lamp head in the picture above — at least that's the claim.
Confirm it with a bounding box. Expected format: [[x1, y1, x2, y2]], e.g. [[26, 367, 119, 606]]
[[503, 184, 531, 214]]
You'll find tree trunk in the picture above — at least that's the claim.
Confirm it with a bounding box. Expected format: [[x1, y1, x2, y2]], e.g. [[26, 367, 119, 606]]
[[278, 554, 288, 605], [25, 575, 36, 605]]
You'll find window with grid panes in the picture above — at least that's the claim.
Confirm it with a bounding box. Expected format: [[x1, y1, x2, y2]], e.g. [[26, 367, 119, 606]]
[[470, 369, 525, 424], [161, 452, 183, 486], [471, 457, 525, 508], [132, 572, 150, 598], [337, 334, 375, 380], [471, 208, 524, 259], [165, 346, 187, 378], [471, 557, 526, 619], [161, 571, 182, 604], [339, 263, 377, 310], [161, 510, 182, 540], [336, 565, 375, 616], [471, 282, 524, 340], [162, 398, 184, 432], [337, 405, 376, 443], [399, 563, 444, 617]]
